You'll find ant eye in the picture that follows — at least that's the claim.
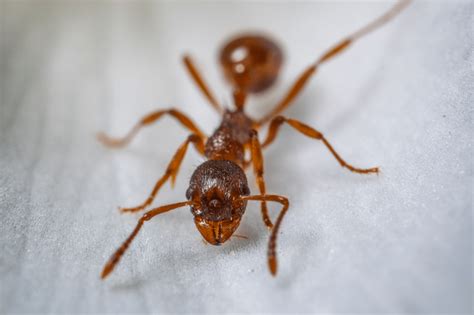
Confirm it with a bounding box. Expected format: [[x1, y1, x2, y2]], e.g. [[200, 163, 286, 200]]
[[241, 185, 250, 196], [185, 187, 194, 200]]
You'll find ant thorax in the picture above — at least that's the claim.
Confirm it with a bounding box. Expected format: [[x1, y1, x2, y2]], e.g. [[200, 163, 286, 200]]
[[204, 110, 254, 165]]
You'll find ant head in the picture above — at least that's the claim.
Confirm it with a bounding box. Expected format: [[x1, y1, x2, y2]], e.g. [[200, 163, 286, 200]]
[[186, 160, 250, 245], [220, 34, 283, 94]]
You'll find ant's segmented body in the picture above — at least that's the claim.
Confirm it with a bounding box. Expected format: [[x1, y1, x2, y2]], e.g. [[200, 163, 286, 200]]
[[99, 1, 410, 279]]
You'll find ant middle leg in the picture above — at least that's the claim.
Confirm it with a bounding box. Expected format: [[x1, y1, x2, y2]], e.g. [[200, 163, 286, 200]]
[[249, 130, 273, 229], [262, 116, 379, 174], [257, 0, 411, 125], [97, 108, 205, 148], [120, 134, 205, 213]]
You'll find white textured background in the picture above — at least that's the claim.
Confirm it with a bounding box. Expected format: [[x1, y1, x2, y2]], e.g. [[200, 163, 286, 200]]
[[1, 0, 472, 313]]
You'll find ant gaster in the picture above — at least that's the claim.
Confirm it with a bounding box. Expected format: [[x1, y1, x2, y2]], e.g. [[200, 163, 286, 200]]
[[98, 0, 411, 279]]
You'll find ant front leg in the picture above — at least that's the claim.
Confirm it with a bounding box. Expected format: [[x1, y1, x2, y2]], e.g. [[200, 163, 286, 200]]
[[98, 108, 205, 148], [101, 200, 194, 279], [241, 194, 289, 276], [263, 116, 379, 175], [249, 130, 273, 229], [120, 134, 205, 213]]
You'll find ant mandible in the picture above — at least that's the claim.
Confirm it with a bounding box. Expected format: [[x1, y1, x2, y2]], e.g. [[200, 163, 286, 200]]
[[98, 0, 411, 279]]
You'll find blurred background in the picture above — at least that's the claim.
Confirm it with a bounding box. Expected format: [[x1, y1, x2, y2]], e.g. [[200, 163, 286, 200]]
[[1, 0, 472, 313]]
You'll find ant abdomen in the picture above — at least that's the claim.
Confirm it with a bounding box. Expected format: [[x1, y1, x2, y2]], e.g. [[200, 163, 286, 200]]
[[220, 34, 283, 93]]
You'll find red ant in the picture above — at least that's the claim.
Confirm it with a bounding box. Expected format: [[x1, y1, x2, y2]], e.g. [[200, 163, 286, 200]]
[[98, 0, 411, 279]]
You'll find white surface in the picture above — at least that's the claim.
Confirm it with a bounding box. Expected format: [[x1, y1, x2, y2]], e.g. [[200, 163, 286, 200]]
[[1, 1, 472, 313]]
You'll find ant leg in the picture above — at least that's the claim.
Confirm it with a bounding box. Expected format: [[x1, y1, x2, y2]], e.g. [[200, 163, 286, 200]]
[[101, 200, 194, 279], [263, 116, 379, 174], [120, 134, 205, 213], [97, 108, 205, 148], [242, 194, 289, 276], [183, 55, 223, 114], [257, 0, 411, 125], [249, 130, 273, 229]]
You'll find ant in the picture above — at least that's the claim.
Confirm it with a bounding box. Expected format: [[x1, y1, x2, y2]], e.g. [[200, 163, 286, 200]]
[[98, 0, 411, 279]]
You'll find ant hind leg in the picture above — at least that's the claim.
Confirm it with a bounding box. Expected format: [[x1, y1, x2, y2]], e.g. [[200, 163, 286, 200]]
[[257, 0, 412, 125], [183, 55, 223, 114]]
